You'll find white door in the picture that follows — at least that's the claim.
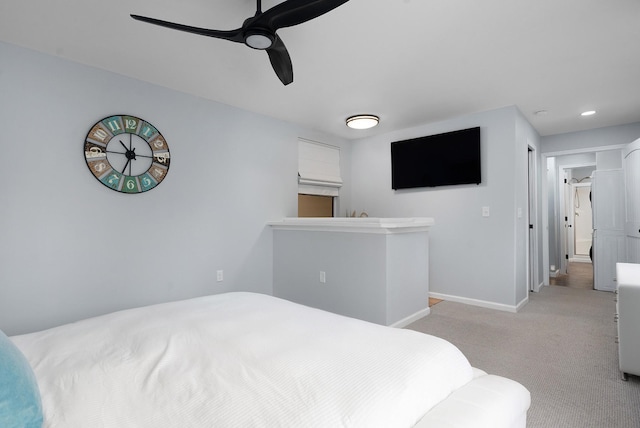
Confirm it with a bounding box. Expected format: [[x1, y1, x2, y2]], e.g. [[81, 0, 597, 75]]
[[624, 141, 640, 262]]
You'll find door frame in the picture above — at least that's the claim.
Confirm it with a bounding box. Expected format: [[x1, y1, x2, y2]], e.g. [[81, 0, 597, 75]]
[[527, 145, 539, 292]]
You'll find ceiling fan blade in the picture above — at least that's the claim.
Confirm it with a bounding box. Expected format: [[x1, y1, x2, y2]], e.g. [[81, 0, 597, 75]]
[[130, 14, 244, 43], [254, 0, 350, 31], [266, 36, 293, 85]]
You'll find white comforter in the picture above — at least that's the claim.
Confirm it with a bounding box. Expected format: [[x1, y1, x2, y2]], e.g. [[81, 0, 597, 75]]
[[12, 292, 474, 428]]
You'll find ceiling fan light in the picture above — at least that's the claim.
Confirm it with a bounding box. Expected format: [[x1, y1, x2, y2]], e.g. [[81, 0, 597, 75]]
[[245, 32, 274, 50], [346, 115, 379, 130]]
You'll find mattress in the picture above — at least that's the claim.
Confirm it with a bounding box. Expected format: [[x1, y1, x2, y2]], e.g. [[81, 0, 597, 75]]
[[11, 292, 475, 428]]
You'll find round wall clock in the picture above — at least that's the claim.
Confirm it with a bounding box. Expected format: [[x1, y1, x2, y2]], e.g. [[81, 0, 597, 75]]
[[84, 115, 170, 193]]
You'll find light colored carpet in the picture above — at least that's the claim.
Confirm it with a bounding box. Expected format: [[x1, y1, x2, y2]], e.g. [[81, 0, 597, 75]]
[[406, 285, 640, 427]]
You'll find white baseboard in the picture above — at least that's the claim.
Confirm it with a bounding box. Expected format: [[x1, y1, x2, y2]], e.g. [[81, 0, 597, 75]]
[[390, 307, 431, 328], [429, 292, 519, 313], [516, 295, 529, 311]]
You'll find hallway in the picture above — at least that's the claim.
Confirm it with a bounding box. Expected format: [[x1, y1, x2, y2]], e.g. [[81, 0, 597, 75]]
[[549, 262, 594, 290]]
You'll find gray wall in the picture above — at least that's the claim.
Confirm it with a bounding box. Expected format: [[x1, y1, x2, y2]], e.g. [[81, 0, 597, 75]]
[[349, 106, 540, 309], [272, 228, 429, 325], [0, 42, 351, 335]]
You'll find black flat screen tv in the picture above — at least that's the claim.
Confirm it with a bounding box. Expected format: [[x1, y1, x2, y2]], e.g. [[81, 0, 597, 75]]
[[391, 127, 481, 189]]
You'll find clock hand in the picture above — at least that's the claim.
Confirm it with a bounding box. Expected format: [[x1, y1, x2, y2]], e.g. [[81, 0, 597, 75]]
[[120, 140, 129, 151], [121, 158, 131, 174]]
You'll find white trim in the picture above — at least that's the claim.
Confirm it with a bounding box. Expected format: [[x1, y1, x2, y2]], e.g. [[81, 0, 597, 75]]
[[429, 292, 523, 313], [527, 143, 540, 293], [542, 144, 627, 157], [390, 307, 431, 328], [268, 217, 434, 234], [516, 295, 529, 312]]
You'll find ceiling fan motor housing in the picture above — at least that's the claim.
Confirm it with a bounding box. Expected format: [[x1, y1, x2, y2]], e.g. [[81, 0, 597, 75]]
[[245, 29, 275, 50]]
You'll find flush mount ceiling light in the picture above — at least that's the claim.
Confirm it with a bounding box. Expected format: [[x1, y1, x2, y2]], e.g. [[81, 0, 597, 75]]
[[346, 115, 379, 130], [581, 110, 597, 116]]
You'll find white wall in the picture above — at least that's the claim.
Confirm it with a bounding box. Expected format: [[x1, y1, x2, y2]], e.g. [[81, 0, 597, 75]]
[[349, 106, 539, 310], [0, 42, 351, 335]]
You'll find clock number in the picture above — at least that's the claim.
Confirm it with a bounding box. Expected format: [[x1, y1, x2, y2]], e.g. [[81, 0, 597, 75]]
[[87, 159, 110, 179], [92, 128, 109, 142], [103, 116, 124, 135], [149, 166, 168, 184], [89, 146, 103, 157], [155, 153, 169, 164], [101, 171, 122, 190], [84, 142, 106, 159], [122, 176, 140, 193], [124, 117, 139, 133], [139, 173, 157, 191], [86, 122, 112, 145], [139, 122, 158, 140]]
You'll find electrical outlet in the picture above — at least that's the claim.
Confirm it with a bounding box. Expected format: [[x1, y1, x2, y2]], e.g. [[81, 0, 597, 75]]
[[319, 271, 326, 283], [216, 270, 223, 282]]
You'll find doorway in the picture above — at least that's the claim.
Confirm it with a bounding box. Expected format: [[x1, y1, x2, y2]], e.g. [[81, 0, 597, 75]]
[[559, 164, 595, 274], [570, 182, 592, 262], [541, 146, 627, 288]]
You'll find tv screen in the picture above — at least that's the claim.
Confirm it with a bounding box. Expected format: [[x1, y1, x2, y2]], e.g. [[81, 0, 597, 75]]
[[391, 127, 481, 189]]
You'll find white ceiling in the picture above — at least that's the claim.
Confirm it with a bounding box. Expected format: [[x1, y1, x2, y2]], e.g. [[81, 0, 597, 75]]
[[2, 0, 639, 140]]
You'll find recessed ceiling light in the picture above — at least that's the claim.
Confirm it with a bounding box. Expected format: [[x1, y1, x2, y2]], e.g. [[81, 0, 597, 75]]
[[534, 110, 548, 116], [346, 115, 379, 130], [581, 110, 596, 116]]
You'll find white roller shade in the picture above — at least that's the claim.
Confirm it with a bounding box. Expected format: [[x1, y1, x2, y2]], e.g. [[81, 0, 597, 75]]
[[298, 139, 342, 196]]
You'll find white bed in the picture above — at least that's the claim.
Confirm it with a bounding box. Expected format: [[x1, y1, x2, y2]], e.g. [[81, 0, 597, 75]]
[[3, 292, 530, 427]]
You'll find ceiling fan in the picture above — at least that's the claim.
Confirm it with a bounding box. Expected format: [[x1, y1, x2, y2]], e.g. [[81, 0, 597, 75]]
[[131, 0, 350, 86]]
